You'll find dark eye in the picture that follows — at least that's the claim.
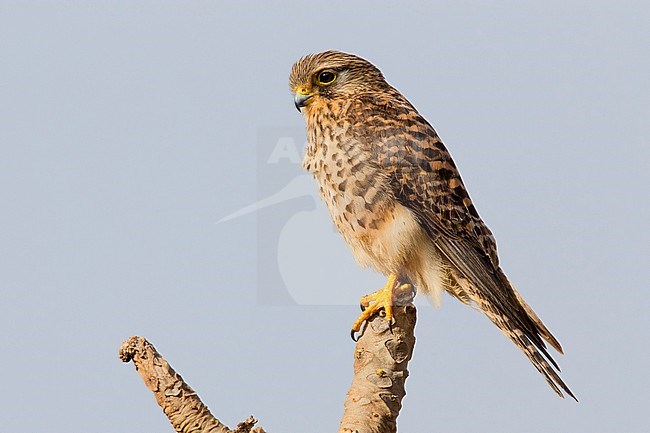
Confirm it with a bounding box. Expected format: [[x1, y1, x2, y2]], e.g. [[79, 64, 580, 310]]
[[316, 70, 337, 85]]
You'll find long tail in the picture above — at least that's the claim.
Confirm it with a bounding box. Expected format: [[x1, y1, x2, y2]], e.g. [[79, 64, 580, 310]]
[[451, 269, 577, 401]]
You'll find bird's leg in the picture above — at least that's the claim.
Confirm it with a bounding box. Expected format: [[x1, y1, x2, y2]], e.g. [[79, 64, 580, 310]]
[[351, 273, 413, 339]]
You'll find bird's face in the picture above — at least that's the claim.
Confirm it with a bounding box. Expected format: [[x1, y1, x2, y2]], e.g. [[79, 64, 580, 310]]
[[289, 50, 386, 113]]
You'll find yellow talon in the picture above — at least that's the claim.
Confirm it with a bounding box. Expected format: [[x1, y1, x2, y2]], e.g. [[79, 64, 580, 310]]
[[352, 273, 406, 336]]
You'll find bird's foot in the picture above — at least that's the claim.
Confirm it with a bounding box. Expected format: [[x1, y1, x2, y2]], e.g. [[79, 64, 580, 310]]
[[351, 273, 412, 340]]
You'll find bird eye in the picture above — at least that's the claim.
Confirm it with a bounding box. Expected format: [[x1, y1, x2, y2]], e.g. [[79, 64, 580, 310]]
[[316, 70, 337, 85]]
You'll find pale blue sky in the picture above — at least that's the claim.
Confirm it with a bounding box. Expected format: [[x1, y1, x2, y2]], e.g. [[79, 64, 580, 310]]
[[1, 2, 648, 432]]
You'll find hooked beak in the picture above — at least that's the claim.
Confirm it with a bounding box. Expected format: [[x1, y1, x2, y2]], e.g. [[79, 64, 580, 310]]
[[294, 87, 314, 111]]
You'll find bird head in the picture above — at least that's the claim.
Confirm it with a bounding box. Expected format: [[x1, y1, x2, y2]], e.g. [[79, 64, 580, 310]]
[[289, 50, 386, 112]]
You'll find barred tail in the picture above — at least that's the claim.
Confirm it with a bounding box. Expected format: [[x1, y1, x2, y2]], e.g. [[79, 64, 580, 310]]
[[490, 310, 577, 401], [452, 269, 577, 401]]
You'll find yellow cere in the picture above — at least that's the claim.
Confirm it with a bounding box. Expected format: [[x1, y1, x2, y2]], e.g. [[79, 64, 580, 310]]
[[296, 86, 311, 95]]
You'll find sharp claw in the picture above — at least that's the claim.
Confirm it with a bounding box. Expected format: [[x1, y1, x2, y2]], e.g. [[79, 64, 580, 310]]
[[352, 273, 401, 340]]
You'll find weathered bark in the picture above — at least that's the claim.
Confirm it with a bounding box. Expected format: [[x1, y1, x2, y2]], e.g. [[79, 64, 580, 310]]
[[119, 304, 416, 433], [339, 304, 416, 433], [118, 336, 265, 433]]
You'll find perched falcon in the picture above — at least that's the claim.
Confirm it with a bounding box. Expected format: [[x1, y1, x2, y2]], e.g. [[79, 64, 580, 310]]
[[289, 50, 575, 400]]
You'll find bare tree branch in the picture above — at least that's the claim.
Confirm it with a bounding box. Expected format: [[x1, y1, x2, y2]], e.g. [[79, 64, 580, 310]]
[[118, 336, 265, 433], [340, 304, 416, 433], [119, 304, 416, 433]]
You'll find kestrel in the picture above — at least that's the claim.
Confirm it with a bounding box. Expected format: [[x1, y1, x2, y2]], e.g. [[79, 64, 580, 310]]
[[289, 51, 575, 400]]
